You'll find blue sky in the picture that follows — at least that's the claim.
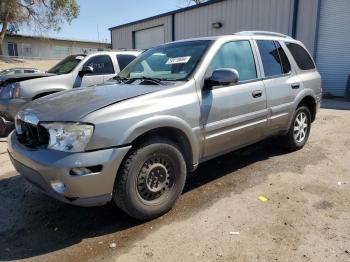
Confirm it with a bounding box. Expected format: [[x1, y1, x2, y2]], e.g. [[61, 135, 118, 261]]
[[22, 0, 188, 43]]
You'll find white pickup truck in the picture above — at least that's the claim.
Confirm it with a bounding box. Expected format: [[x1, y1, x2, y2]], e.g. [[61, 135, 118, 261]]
[[0, 50, 142, 136]]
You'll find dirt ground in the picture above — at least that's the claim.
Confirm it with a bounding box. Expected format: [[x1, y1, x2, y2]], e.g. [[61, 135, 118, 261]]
[[0, 59, 59, 72], [0, 102, 349, 262]]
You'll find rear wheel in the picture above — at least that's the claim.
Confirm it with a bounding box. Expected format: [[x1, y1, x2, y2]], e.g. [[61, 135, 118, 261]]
[[284, 105, 311, 150], [113, 138, 186, 220]]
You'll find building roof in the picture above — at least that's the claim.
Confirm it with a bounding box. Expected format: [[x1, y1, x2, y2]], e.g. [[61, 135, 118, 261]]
[[109, 0, 227, 31], [5, 33, 110, 45]]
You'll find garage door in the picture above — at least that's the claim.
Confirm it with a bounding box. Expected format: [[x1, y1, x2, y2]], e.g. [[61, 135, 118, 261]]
[[134, 26, 165, 50], [316, 0, 350, 96]]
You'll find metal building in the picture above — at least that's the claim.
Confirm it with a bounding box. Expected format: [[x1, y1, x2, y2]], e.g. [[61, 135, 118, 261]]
[[109, 0, 350, 97]]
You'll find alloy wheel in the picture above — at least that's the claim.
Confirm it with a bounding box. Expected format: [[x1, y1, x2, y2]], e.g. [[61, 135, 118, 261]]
[[293, 112, 308, 143]]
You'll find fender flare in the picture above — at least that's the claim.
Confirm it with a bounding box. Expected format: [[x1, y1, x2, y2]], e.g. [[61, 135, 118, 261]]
[[119, 115, 201, 165]]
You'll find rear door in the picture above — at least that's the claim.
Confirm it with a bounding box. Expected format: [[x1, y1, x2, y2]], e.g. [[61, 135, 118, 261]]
[[80, 55, 115, 87], [256, 40, 297, 134], [202, 40, 267, 158]]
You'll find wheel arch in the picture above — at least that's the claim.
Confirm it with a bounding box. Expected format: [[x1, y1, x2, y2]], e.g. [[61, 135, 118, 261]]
[[296, 95, 316, 122], [121, 116, 201, 172]]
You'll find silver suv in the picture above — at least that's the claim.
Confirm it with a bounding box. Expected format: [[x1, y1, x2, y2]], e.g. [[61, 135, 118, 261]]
[[8, 32, 322, 220]]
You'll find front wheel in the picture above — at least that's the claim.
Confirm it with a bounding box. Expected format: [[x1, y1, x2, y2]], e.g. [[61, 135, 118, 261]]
[[284, 105, 311, 150], [113, 138, 186, 220]]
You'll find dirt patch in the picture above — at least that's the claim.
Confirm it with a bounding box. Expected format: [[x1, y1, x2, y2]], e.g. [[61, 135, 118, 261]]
[[0, 58, 59, 71]]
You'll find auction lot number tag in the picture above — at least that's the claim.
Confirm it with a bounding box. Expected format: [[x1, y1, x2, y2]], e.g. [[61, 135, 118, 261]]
[[166, 56, 191, 64]]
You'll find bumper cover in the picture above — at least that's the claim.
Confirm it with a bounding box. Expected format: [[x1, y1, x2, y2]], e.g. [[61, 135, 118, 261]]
[[8, 132, 131, 207], [0, 98, 29, 121]]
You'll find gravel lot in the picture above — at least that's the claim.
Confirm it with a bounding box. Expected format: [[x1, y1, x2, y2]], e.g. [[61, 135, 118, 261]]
[[0, 59, 59, 72], [0, 102, 349, 262]]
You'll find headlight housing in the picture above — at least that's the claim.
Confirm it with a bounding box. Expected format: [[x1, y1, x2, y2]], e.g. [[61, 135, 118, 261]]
[[41, 122, 94, 152], [0, 82, 20, 99]]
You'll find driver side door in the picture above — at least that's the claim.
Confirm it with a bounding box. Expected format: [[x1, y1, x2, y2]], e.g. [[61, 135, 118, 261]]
[[202, 40, 268, 158], [79, 55, 115, 87]]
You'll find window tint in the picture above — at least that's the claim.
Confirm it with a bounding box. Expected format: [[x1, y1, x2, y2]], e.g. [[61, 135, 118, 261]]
[[275, 42, 291, 73], [24, 69, 35, 73], [286, 42, 315, 70], [210, 41, 257, 81], [257, 40, 286, 77], [84, 55, 115, 75], [116, 54, 136, 71]]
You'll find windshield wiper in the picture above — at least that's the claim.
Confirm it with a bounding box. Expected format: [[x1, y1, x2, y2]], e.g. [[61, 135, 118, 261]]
[[129, 76, 164, 85], [113, 75, 129, 83]]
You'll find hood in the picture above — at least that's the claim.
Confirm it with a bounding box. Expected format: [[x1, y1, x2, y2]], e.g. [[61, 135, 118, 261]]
[[23, 83, 164, 121], [0, 73, 54, 86]]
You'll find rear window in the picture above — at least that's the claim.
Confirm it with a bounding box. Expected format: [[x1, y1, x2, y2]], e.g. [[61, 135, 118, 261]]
[[286, 42, 315, 70], [275, 42, 291, 74], [257, 40, 284, 77]]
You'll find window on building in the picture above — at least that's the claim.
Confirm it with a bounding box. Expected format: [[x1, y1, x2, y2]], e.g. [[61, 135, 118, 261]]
[[84, 55, 115, 75], [116, 54, 136, 71], [8, 42, 18, 57], [209, 41, 257, 82], [22, 44, 32, 56], [286, 42, 315, 70], [53, 45, 71, 58]]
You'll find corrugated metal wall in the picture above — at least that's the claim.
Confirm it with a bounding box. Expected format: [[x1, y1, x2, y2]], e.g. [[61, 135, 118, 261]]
[[295, 0, 319, 55], [175, 0, 293, 40], [111, 16, 172, 49], [110, 0, 319, 58], [315, 0, 350, 96]]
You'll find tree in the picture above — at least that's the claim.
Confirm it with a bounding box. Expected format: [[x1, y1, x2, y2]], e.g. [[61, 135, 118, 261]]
[[180, 0, 207, 6], [0, 0, 80, 56]]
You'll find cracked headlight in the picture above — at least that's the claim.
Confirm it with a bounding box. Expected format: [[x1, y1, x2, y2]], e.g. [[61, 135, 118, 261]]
[[41, 123, 94, 152]]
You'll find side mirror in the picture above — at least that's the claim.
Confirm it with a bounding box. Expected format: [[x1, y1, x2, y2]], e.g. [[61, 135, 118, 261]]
[[79, 66, 94, 77], [205, 68, 239, 89]]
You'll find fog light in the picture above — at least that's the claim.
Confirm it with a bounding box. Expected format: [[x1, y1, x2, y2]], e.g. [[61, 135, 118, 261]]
[[70, 167, 92, 176], [50, 180, 66, 194], [70, 165, 103, 176]]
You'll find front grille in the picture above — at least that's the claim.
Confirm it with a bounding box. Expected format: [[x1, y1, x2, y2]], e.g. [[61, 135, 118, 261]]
[[17, 120, 49, 148]]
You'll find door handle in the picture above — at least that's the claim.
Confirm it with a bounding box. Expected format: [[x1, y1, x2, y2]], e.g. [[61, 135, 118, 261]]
[[291, 83, 300, 89], [252, 90, 262, 98]]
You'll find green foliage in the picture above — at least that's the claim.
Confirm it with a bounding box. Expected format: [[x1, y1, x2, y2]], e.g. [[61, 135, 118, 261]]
[[0, 0, 80, 33]]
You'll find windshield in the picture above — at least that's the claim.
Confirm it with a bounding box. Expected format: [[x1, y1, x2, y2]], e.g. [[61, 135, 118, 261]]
[[0, 69, 14, 76], [118, 40, 212, 81], [48, 54, 86, 75]]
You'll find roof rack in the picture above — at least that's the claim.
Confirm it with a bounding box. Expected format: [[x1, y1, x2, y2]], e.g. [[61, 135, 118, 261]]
[[235, 31, 293, 39]]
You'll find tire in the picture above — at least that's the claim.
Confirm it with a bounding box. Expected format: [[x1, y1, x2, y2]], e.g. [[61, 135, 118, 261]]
[[0, 117, 14, 138], [284, 105, 311, 151], [0, 117, 6, 137], [113, 137, 187, 220]]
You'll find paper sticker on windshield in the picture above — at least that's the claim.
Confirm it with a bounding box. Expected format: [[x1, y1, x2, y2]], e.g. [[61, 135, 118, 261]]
[[75, 56, 85, 60], [166, 56, 191, 65]]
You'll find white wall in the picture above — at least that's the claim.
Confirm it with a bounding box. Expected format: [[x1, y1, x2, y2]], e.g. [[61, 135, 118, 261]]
[[2, 36, 110, 59]]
